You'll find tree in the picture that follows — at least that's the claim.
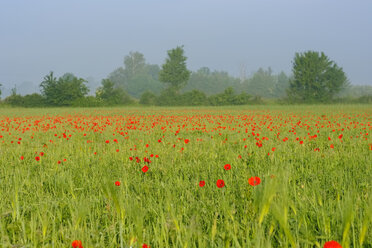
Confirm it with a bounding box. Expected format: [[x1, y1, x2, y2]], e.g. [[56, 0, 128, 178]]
[[40, 72, 88, 106], [124, 51, 146, 80], [159, 46, 191, 92], [287, 51, 348, 102], [246, 67, 276, 98], [96, 78, 133, 105]]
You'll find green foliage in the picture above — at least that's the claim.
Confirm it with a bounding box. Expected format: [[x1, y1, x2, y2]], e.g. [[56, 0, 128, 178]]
[[123, 51, 146, 80], [287, 51, 349, 102], [22, 93, 45, 107], [178, 90, 208, 106], [108, 52, 164, 98], [3, 93, 24, 106], [139, 91, 157, 105], [71, 96, 103, 107], [96, 79, 134, 105], [40, 72, 89, 106], [159, 46, 191, 91], [183, 68, 241, 95], [155, 88, 179, 106], [208, 87, 251, 106]]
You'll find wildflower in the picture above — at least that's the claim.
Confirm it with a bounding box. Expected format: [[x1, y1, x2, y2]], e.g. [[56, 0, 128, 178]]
[[248, 176, 261, 186], [115, 181, 120, 186], [105, 140, 109, 144], [142, 244, 150, 248], [224, 164, 231, 171], [20, 156, 24, 160], [216, 179, 225, 188], [71, 240, 83, 248], [142, 165, 149, 173], [330, 144, 334, 149], [184, 139, 190, 144], [323, 240, 342, 248], [199, 180, 205, 187], [35, 156, 40, 161]]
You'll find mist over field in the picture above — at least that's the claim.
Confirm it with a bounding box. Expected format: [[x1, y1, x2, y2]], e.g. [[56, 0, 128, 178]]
[[1, 0, 372, 99]]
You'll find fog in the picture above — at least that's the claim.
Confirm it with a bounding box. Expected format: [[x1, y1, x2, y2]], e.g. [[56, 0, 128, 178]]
[[1, 0, 371, 95]]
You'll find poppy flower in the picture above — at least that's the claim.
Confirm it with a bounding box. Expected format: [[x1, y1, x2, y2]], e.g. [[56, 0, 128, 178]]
[[115, 181, 120, 186], [323, 240, 342, 248], [248, 176, 261, 186], [105, 140, 109, 144], [216, 179, 225, 188], [142, 165, 149, 173], [330, 144, 334, 149], [20, 156, 24, 160], [71, 240, 83, 248], [142, 244, 150, 248], [184, 139, 190, 144], [199, 180, 205, 187], [35, 156, 40, 161], [224, 164, 231, 170]]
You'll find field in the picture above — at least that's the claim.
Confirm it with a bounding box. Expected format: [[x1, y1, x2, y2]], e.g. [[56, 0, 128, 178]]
[[0, 105, 371, 248]]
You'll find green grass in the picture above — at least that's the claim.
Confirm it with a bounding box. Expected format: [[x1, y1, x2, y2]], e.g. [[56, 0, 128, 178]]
[[0, 105, 371, 247]]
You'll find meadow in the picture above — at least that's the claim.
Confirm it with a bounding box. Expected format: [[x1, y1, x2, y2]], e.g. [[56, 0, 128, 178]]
[[0, 105, 371, 248]]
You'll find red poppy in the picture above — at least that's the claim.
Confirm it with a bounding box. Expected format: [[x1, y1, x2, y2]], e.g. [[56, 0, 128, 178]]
[[105, 140, 109, 144], [115, 181, 120, 186], [323, 240, 342, 248], [20, 156, 24, 160], [330, 144, 334, 149], [299, 141, 304, 144], [142, 165, 149, 173], [216, 179, 225, 188], [35, 156, 40, 161], [184, 139, 190, 144], [224, 164, 231, 170], [199, 180, 205, 187], [272, 147, 276, 152], [71, 240, 83, 248], [248, 176, 261, 186], [142, 244, 150, 248]]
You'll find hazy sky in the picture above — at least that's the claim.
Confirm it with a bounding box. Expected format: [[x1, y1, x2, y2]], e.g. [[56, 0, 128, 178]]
[[1, 0, 372, 91]]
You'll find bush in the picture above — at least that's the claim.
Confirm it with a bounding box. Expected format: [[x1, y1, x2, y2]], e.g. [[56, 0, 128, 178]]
[[179, 90, 208, 106], [72, 96, 103, 107], [139, 91, 157, 105], [22, 93, 46, 107]]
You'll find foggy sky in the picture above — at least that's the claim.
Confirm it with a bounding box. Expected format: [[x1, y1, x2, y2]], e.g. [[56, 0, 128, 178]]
[[1, 0, 372, 93]]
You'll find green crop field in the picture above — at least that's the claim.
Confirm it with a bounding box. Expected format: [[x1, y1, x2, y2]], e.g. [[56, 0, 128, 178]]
[[0, 105, 371, 248]]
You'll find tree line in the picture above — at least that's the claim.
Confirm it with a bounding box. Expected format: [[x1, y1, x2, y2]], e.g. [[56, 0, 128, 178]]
[[1, 47, 371, 107]]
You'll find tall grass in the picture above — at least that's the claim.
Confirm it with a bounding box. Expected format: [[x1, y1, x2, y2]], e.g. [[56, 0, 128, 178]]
[[0, 105, 371, 247]]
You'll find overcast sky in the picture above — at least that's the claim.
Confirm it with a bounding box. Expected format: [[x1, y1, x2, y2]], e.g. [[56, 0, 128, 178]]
[[1, 0, 371, 91]]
